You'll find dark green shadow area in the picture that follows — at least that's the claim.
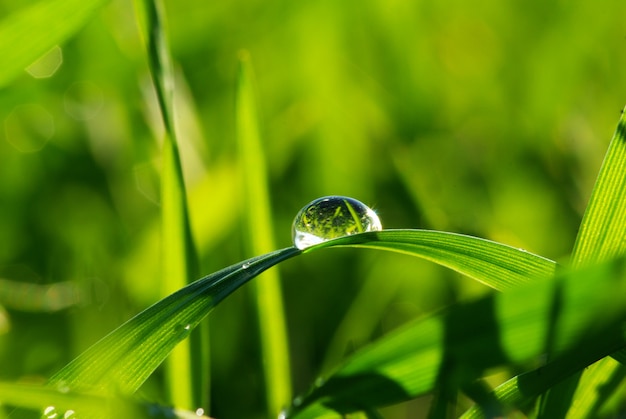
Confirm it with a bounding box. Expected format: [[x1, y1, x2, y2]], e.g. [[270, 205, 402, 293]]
[[293, 373, 412, 415], [467, 258, 626, 418], [433, 295, 510, 417]]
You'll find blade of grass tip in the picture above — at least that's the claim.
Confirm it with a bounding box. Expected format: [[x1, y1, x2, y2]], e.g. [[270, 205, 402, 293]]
[[570, 107, 626, 267], [538, 107, 626, 418], [0, 0, 109, 88], [236, 50, 292, 416], [135, 0, 200, 410], [48, 248, 300, 398]]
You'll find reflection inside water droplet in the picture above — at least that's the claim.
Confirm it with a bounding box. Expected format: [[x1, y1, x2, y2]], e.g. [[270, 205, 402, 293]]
[[291, 196, 382, 249]]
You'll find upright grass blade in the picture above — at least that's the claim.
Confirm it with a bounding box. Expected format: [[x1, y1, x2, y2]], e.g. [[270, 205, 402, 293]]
[[135, 0, 200, 409], [284, 258, 626, 419], [47, 247, 300, 396], [459, 108, 626, 418], [0, 0, 108, 88], [310, 229, 557, 291], [236, 51, 292, 415], [570, 108, 626, 267], [537, 107, 626, 418]]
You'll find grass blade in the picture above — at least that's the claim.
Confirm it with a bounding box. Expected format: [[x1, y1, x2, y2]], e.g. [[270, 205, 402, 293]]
[[135, 0, 200, 409], [284, 258, 626, 419], [566, 357, 626, 418], [538, 107, 626, 417], [0, 0, 108, 88], [47, 247, 299, 397], [570, 107, 626, 267], [310, 229, 557, 290], [236, 51, 292, 415]]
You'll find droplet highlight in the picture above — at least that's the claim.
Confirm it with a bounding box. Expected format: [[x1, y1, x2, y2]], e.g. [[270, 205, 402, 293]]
[[43, 406, 58, 419], [292, 196, 382, 249]]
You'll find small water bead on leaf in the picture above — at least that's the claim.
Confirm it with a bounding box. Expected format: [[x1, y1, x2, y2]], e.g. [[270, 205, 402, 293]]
[[43, 406, 58, 419], [292, 196, 382, 249]]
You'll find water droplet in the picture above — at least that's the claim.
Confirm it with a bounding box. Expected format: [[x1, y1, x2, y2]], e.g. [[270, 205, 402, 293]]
[[195, 407, 205, 416], [64, 81, 103, 121], [184, 324, 191, 330], [64, 410, 76, 419], [292, 196, 382, 249], [43, 406, 58, 419], [4, 103, 54, 153], [55, 381, 70, 393], [242, 262, 251, 269], [314, 376, 326, 387]]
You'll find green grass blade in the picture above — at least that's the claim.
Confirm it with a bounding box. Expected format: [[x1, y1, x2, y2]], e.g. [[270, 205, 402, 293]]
[[460, 358, 620, 419], [570, 107, 626, 267], [0, 0, 108, 88], [236, 51, 292, 415], [460, 350, 626, 419], [309, 229, 557, 290], [135, 0, 200, 409], [47, 247, 300, 396], [284, 259, 626, 419], [565, 357, 626, 418], [538, 108, 626, 417]]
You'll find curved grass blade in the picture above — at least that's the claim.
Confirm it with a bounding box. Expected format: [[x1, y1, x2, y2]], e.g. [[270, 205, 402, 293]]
[[309, 229, 557, 291], [284, 258, 626, 419], [236, 51, 292, 415], [0, 0, 108, 88], [47, 247, 300, 395]]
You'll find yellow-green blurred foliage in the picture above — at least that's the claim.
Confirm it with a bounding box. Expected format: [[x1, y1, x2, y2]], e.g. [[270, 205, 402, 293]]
[[0, 0, 624, 417]]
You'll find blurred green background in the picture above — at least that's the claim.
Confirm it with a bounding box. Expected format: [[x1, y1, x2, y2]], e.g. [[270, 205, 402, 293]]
[[0, 0, 625, 417]]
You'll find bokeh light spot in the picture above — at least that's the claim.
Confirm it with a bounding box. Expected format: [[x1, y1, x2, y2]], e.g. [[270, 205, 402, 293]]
[[64, 81, 104, 120], [4, 104, 54, 153], [25, 45, 63, 79]]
